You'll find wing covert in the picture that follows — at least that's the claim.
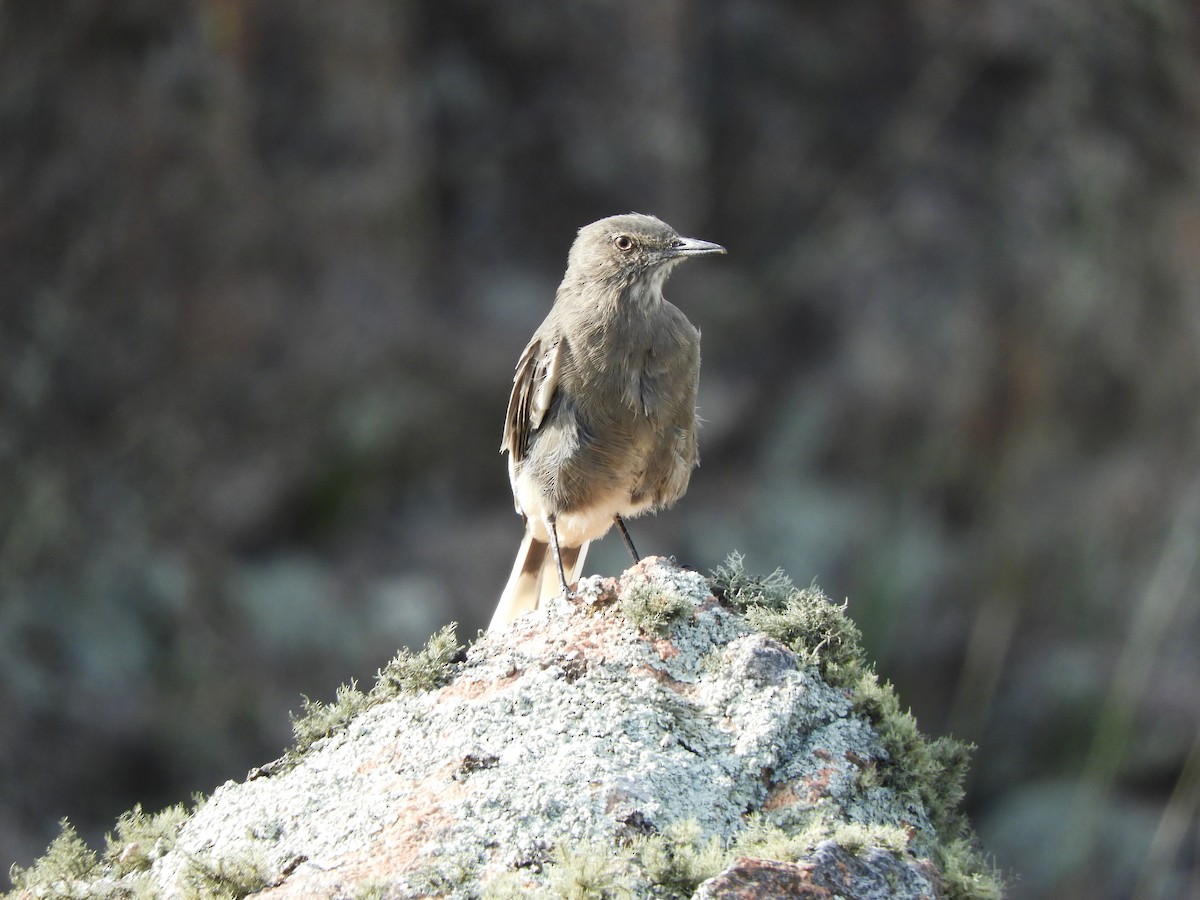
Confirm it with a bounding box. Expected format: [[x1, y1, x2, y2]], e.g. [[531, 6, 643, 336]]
[[501, 338, 563, 463]]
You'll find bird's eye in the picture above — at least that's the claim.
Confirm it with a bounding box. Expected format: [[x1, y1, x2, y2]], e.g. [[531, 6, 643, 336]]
[[614, 235, 634, 252]]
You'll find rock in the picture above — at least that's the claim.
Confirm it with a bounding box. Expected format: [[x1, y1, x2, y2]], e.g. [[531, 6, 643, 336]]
[[695, 843, 942, 899], [7, 556, 1000, 899], [694, 857, 832, 899]]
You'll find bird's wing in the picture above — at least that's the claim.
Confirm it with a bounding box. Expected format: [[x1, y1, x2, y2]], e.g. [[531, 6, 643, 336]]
[[501, 337, 564, 462]]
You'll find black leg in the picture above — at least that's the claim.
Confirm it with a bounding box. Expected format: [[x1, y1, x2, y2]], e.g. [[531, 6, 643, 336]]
[[547, 516, 571, 595], [614, 514, 640, 562]]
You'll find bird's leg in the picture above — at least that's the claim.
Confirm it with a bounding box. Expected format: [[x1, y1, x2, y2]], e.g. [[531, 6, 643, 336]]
[[547, 515, 572, 596], [614, 514, 640, 563]]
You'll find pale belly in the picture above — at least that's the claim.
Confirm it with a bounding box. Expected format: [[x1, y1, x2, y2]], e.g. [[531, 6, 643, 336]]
[[512, 474, 655, 547]]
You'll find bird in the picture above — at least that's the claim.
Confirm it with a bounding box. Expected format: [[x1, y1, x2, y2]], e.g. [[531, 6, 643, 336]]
[[489, 213, 725, 631]]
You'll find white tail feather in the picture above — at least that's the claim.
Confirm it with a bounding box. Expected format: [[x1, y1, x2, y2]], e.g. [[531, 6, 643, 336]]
[[490, 532, 590, 631]]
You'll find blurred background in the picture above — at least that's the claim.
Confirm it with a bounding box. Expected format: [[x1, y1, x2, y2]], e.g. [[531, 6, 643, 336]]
[[2, 1, 1198, 897]]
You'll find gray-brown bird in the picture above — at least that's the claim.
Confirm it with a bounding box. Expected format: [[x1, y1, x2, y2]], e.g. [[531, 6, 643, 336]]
[[490, 213, 725, 630]]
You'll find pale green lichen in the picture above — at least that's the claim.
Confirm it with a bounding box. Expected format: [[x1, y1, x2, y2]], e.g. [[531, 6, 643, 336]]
[[852, 670, 971, 837], [630, 819, 726, 896], [542, 842, 632, 900], [709, 553, 799, 610], [828, 821, 912, 855], [935, 837, 1005, 900], [483, 843, 634, 900], [103, 803, 190, 876], [7, 819, 99, 893], [179, 850, 271, 900], [491, 816, 931, 900], [710, 552, 864, 685], [373, 622, 461, 697], [289, 679, 370, 755], [4, 813, 182, 900], [620, 581, 695, 634]]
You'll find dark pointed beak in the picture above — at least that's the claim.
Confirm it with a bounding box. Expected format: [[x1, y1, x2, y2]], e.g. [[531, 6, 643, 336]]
[[671, 236, 726, 257]]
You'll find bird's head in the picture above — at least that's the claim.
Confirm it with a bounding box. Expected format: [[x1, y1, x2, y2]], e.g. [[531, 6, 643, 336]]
[[565, 213, 725, 290]]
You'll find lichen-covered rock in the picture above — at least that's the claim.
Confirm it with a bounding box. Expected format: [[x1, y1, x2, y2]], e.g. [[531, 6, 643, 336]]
[[694, 844, 943, 900], [9, 556, 1000, 899]]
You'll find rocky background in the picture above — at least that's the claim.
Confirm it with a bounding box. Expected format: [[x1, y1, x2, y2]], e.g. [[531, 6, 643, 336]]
[[1, 2, 1197, 898]]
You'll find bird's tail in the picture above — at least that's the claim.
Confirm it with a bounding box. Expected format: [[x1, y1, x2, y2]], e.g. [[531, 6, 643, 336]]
[[489, 531, 589, 631]]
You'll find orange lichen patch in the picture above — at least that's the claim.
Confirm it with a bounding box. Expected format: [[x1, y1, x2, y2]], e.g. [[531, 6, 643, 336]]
[[501, 602, 629, 665], [257, 771, 466, 898], [439, 670, 522, 701], [802, 767, 836, 803], [652, 637, 680, 660], [763, 782, 803, 811]]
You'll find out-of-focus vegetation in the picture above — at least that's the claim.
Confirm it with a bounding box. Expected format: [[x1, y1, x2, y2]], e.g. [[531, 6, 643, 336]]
[[2, 2, 1197, 897]]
